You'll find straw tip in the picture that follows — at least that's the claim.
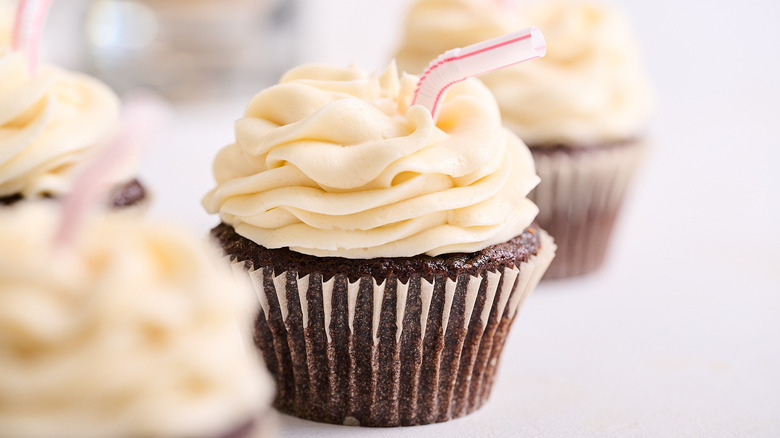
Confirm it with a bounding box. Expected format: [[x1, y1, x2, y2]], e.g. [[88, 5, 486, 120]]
[[530, 26, 547, 57]]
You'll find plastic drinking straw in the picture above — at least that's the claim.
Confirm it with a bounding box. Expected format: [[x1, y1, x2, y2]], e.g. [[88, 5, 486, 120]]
[[412, 27, 546, 120], [10, 0, 30, 51], [56, 95, 168, 247], [27, 0, 53, 75], [10, 0, 54, 76]]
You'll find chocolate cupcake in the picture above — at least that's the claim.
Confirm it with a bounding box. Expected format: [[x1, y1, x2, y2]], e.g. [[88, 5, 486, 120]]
[[396, 0, 652, 279], [0, 48, 147, 209], [203, 63, 555, 426], [0, 203, 275, 438]]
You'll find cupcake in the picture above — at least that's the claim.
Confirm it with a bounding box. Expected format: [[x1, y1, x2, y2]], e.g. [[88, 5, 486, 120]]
[[0, 47, 147, 208], [396, 0, 653, 279], [202, 62, 555, 426], [0, 202, 275, 438]]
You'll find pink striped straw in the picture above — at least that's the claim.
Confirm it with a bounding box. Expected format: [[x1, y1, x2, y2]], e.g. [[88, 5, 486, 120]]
[[10, 0, 54, 76], [27, 0, 53, 76], [412, 26, 546, 120], [10, 0, 30, 51], [55, 95, 168, 248]]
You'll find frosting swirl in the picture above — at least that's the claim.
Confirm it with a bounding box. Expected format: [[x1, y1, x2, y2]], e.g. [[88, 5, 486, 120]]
[[395, 0, 653, 146], [0, 204, 272, 438], [203, 62, 540, 258], [0, 49, 131, 198]]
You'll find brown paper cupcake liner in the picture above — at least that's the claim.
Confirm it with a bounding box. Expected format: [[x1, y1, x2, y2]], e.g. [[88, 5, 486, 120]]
[[528, 141, 645, 279], [229, 231, 555, 427]]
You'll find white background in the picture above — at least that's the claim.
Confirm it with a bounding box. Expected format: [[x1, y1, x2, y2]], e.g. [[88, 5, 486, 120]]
[[26, 0, 780, 436]]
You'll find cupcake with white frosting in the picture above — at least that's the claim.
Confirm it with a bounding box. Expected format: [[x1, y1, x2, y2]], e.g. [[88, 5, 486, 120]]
[[396, 0, 653, 279], [0, 47, 146, 208], [203, 62, 555, 426], [0, 203, 275, 438]]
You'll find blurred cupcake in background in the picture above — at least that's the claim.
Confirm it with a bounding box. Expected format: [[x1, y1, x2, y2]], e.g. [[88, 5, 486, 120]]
[[0, 202, 275, 438], [0, 6, 148, 208], [396, 0, 653, 279]]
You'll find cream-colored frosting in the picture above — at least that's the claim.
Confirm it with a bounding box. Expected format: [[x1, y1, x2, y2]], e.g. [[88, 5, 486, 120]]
[[0, 2, 12, 47], [0, 203, 272, 438], [0, 48, 133, 198], [395, 0, 653, 146], [203, 62, 540, 259]]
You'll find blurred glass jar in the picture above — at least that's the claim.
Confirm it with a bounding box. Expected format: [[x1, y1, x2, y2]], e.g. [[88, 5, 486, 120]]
[[85, 0, 297, 101]]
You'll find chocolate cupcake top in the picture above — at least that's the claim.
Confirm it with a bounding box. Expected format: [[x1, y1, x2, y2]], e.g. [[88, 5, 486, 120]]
[[0, 203, 272, 438], [0, 48, 134, 199], [203, 62, 540, 259], [395, 0, 653, 146]]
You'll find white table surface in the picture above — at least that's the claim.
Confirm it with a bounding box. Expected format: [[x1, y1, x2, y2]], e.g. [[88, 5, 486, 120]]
[[133, 1, 780, 436]]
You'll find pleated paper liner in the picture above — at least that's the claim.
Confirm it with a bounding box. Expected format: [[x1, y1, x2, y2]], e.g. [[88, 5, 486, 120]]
[[528, 140, 646, 280], [229, 231, 555, 427]]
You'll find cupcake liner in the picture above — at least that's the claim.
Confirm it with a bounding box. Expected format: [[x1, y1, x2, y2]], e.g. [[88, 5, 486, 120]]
[[230, 231, 555, 427], [528, 141, 646, 279]]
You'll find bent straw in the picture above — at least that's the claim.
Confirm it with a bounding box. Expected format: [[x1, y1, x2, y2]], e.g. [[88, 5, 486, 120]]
[[27, 0, 53, 76], [412, 27, 546, 120], [10, 0, 30, 51]]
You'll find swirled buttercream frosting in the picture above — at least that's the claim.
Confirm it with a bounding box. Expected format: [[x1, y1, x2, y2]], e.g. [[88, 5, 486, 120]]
[[0, 48, 133, 198], [0, 203, 272, 438], [203, 62, 540, 259], [395, 0, 653, 146]]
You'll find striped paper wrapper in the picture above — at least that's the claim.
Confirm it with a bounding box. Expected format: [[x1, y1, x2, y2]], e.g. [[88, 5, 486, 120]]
[[228, 231, 555, 427], [528, 140, 646, 280]]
